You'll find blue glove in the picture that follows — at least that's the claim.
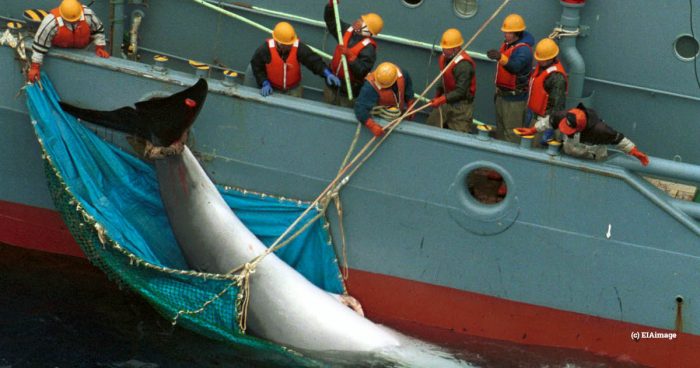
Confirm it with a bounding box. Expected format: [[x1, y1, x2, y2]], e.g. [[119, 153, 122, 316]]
[[323, 68, 341, 87], [541, 128, 554, 145], [260, 80, 273, 97]]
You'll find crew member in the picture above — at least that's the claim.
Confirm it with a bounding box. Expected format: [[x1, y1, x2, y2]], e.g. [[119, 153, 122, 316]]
[[28, 0, 110, 82], [427, 28, 476, 133], [514, 38, 567, 146], [323, 0, 382, 107], [486, 13, 534, 143], [354, 62, 415, 137], [250, 22, 341, 98], [554, 103, 650, 165]]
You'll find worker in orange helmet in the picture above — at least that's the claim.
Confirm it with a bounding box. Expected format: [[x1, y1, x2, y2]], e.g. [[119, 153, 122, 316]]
[[514, 38, 568, 147], [486, 13, 535, 143], [323, 0, 382, 106], [28, 0, 110, 82], [554, 103, 649, 165], [354, 62, 416, 137], [427, 28, 477, 133], [250, 22, 341, 98]]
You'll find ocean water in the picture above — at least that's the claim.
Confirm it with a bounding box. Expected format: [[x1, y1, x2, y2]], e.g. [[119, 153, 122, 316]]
[[0, 244, 644, 368]]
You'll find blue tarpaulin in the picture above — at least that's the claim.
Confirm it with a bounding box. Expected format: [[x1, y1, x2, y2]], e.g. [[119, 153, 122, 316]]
[[25, 76, 344, 294]]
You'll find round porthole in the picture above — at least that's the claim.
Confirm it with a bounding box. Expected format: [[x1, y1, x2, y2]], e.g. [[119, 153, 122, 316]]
[[674, 34, 699, 61], [454, 0, 478, 19], [447, 161, 519, 235], [401, 0, 423, 8], [466, 167, 507, 204]]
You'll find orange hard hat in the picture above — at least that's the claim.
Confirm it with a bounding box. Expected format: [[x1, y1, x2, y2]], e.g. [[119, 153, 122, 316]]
[[59, 0, 83, 22], [373, 62, 399, 88], [501, 13, 526, 32], [441, 28, 464, 49], [361, 13, 383, 36], [272, 22, 297, 45], [534, 38, 559, 61], [559, 107, 587, 135]]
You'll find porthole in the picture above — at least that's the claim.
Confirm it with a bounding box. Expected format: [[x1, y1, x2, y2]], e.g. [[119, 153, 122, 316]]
[[673, 34, 699, 61], [466, 167, 506, 204], [454, 0, 478, 19], [401, 0, 423, 8], [447, 161, 519, 235]]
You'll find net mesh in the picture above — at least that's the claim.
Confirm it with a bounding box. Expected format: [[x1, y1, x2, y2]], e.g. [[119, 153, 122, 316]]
[[27, 76, 342, 366]]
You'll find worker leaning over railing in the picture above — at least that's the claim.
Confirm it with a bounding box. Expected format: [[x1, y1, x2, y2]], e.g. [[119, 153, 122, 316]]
[[354, 62, 416, 137], [250, 21, 340, 98], [323, 0, 382, 107], [516, 103, 650, 166], [28, 0, 109, 82]]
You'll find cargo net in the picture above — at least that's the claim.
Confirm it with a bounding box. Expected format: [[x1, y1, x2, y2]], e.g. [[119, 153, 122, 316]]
[[27, 76, 341, 366]]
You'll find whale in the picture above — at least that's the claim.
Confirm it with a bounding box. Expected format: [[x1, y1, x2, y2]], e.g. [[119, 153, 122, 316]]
[[60, 79, 400, 352], [60, 80, 473, 367]]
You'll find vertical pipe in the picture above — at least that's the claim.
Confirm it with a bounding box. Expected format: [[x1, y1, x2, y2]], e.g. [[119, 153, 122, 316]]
[[558, 1, 586, 104], [110, 0, 125, 56]]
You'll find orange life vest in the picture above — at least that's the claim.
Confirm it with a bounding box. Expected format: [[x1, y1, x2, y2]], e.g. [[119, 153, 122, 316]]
[[366, 69, 406, 110], [49, 7, 91, 49], [527, 61, 568, 116], [331, 27, 376, 82], [439, 51, 476, 98], [495, 42, 531, 90], [265, 39, 301, 91]]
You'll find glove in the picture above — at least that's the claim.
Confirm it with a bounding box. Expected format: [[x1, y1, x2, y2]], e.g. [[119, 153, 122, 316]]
[[338, 45, 357, 62], [95, 45, 110, 58], [430, 95, 447, 108], [541, 128, 554, 145], [629, 147, 649, 166], [27, 62, 41, 82], [514, 127, 537, 136], [364, 118, 385, 137], [486, 49, 501, 61], [323, 68, 341, 87], [260, 80, 273, 97]]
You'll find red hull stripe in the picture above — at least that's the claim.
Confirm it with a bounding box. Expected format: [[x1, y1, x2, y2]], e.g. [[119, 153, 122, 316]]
[[3, 201, 697, 366], [346, 269, 700, 368], [0, 200, 83, 257]]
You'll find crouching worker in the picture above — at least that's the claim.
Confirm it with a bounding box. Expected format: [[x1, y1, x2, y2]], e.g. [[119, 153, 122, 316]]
[[530, 103, 649, 165], [28, 0, 110, 82], [354, 62, 416, 137], [251, 22, 341, 98]]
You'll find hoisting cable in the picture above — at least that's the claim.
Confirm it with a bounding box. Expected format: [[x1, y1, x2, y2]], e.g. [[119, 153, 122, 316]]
[[180, 0, 510, 332], [331, 0, 354, 100]]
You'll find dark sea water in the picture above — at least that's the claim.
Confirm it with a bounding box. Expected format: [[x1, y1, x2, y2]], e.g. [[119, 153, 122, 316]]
[[0, 243, 645, 368]]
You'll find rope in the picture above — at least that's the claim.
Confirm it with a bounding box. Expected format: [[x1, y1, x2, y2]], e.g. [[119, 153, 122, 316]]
[[548, 26, 580, 39], [332, 0, 354, 100], [186, 0, 510, 332]]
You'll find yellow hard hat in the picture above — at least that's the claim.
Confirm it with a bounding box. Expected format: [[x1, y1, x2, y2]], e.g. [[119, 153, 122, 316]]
[[59, 0, 83, 23], [361, 13, 383, 36], [272, 22, 297, 45], [441, 28, 464, 49], [534, 38, 559, 61], [373, 62, 398, 88], [501, 13, 526, 32]]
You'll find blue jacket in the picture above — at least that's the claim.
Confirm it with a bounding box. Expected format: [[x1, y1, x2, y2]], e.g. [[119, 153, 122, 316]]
[[500, 31, 535, 101]]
